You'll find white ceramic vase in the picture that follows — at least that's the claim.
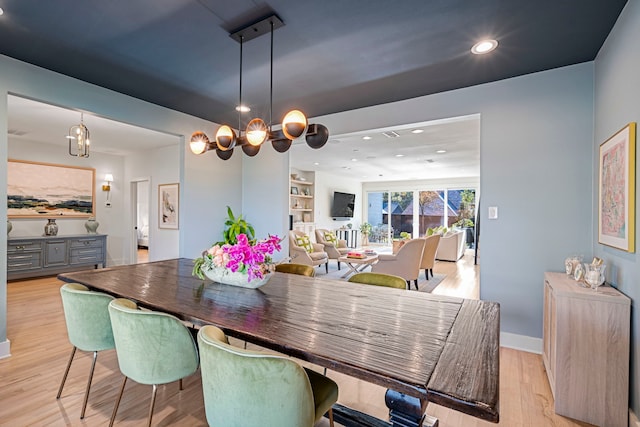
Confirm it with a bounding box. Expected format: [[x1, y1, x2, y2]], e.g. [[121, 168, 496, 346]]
[[85, 217, 99, 234], [204, 267, 272, 289]]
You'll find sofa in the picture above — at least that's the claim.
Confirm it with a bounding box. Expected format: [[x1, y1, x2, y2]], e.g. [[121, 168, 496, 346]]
[[435, 229, 466, 262]]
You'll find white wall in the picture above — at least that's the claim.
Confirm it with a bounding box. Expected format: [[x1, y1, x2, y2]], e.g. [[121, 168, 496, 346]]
[[8, 139, 127, 265], [314, 170, 363, 232], [594, 0, 640, 415]]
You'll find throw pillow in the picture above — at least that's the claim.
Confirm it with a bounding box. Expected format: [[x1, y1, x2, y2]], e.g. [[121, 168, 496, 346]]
[[295, 235, 314, 253], [324, 231, 337, 245]]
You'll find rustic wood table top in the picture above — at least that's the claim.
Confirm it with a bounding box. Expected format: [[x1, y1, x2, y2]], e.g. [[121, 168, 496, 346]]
[[59, 258, 499, 422]]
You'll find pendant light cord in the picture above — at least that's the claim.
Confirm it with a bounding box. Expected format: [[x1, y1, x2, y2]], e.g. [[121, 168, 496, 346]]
[[238, 35, 243, 137], [269, 20, 274, 132]]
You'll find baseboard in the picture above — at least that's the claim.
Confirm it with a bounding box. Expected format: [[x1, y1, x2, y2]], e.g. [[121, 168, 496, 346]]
[[630, 408, 640, 427], [500, 332, 542, 354], [0, 339, 11, 359]]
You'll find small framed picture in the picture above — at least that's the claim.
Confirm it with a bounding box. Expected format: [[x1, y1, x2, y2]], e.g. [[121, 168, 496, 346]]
[[291, 186, 299, 195], [159, 183, 179, 229]]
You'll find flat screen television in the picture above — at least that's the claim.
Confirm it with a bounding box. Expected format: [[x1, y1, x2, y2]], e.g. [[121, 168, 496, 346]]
[[331, 191, 355, 218]]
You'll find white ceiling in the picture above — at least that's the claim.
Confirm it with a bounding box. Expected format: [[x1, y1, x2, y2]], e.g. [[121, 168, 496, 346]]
[[7, 95, 181, 156], [290, 115, 480, 183], [7, 95, 479, 182]]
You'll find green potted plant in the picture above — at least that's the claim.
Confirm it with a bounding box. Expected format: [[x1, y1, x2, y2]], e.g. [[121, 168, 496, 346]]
[[360, 222, 372, 246]]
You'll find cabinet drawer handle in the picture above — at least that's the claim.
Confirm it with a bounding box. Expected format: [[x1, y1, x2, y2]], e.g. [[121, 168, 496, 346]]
[[78, 256, 97, 261], [15, 245, 25, 250], [77, 249, 97, 254]]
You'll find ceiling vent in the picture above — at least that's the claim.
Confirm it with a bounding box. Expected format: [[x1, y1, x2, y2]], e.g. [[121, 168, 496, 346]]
[[8, 129, 27, 136], [382, 131, 400, 138]]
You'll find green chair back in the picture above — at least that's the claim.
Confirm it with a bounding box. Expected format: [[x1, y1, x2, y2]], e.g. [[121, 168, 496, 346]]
[[60, 283, 115, 352], [275, 263, 316, 277], [198, 325, 338, 427], [348, 272, 407, 289], [108, 298, 199, 385]]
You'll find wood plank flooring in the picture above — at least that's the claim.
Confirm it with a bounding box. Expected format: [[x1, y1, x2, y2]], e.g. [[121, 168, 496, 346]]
[[0, 252, 593, 426]]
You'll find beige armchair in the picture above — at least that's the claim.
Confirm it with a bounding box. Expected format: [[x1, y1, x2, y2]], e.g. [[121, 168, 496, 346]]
[[315, 229, 349, 270], [289, 231, 329, 273], [419, 234, 441, 280], [371, 238, 425, 290]]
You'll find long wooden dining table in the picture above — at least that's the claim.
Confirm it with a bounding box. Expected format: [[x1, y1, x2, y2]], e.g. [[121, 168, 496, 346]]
[[58, 258, 499, 427]]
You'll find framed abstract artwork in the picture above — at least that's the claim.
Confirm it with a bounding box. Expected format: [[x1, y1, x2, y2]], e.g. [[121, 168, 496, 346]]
[[158, 183, 179, 229], [598, 122, 636, 252], [7, 159, 95, 218]]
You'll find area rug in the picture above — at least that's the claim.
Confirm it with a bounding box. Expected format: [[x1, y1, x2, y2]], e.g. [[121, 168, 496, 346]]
[[318, 264, 446, 293]]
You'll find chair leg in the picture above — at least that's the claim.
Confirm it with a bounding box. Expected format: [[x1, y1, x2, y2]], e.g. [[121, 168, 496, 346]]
[[430, 268, 433, 279], [179, 378, 184, 391], [147, 384, 158, 427], [337, 261, 341, 270], [80, 350, 99, 419], [414, 280, 419, 290], [424, 269, 428, 280], [57, 346, 77, 399], [325, 262, 329, 274], [406, 280, 410, 290], [109, 376, 128, 427], [328, 408, 335, 427]]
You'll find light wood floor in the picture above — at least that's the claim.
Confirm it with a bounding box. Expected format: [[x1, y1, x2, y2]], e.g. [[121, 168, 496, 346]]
[[0, 252, 592, 426]]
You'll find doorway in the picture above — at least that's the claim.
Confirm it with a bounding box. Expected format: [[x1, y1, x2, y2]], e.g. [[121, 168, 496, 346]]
[[131, 178, 151, 264]]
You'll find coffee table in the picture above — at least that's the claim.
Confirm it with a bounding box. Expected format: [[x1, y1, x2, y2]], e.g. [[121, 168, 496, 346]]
[[338, 254, 379, 278]]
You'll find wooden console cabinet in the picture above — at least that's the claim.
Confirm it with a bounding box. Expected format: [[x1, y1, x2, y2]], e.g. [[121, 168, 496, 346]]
[[7, 234, 107, 280], [542, 272, 630, 427]]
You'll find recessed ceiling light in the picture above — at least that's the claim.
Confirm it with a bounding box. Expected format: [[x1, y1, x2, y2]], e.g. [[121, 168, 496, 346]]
[[395, 154, 405, 158], [351, 158, 358, 162], [471, 39, 498, 55], [313, 162, 320, 166], [436, 149, 447, 154], [411, 129, 424, 134], [235, 105, 250, 112], [363, 136, 372, 140]]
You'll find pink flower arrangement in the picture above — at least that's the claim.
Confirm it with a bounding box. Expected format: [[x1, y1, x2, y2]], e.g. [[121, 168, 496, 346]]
[[195, 233, 282, 282]]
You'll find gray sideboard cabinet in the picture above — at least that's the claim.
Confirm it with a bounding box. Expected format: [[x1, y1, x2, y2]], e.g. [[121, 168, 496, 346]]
[[7, 234, 107, 280]]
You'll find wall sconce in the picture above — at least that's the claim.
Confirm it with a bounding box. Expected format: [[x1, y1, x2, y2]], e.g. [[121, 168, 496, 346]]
[[103, 174, 113, 207], [102, 174, 113, 191]]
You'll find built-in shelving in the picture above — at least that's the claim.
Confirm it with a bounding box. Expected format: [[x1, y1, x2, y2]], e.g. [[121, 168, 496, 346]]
[[290, 170, 315, 234]]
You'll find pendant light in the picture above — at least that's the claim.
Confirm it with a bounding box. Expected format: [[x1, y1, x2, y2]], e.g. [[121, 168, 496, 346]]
[[68, 112, 90, 158], [190, 13, 330, 159]]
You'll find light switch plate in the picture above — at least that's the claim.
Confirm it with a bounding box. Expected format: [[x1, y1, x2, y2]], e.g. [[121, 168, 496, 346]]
[[488, 206, 498, 219]]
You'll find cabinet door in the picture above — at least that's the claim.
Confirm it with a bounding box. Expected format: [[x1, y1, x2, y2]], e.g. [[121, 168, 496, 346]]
[[45, 241, 67, 266]]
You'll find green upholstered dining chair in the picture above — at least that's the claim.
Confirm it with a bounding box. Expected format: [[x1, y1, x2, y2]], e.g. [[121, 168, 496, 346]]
[[348, 272, 407, 289], [57, 282, 116, 419], [107, 298, 199, 427], [275, 262, 316, 277], [197, 325, 339, 427]]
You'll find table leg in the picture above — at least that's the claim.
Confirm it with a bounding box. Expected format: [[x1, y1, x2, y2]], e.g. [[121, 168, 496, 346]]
[[385, 389, 439, 427], [341, 262, 360, 278]]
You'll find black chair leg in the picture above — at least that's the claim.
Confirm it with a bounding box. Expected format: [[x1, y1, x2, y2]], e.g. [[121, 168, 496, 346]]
[[406, 280, 410, 290], [338, 261, 341, 270], [325, 262, 329, 274], [430, 268, 433, 279], [424, 270, 428, 280], [414, 280, 419, 290]]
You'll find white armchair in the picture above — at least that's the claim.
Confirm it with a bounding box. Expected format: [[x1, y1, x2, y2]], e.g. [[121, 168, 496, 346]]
[[315, 229, 349, 270], [435, 230, 466, 261], [289, 231, 329, 273]]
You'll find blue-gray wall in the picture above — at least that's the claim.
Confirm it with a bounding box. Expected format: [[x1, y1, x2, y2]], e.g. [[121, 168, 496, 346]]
[[594, 0, 640, 415], [306, 63, 594, 341]]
